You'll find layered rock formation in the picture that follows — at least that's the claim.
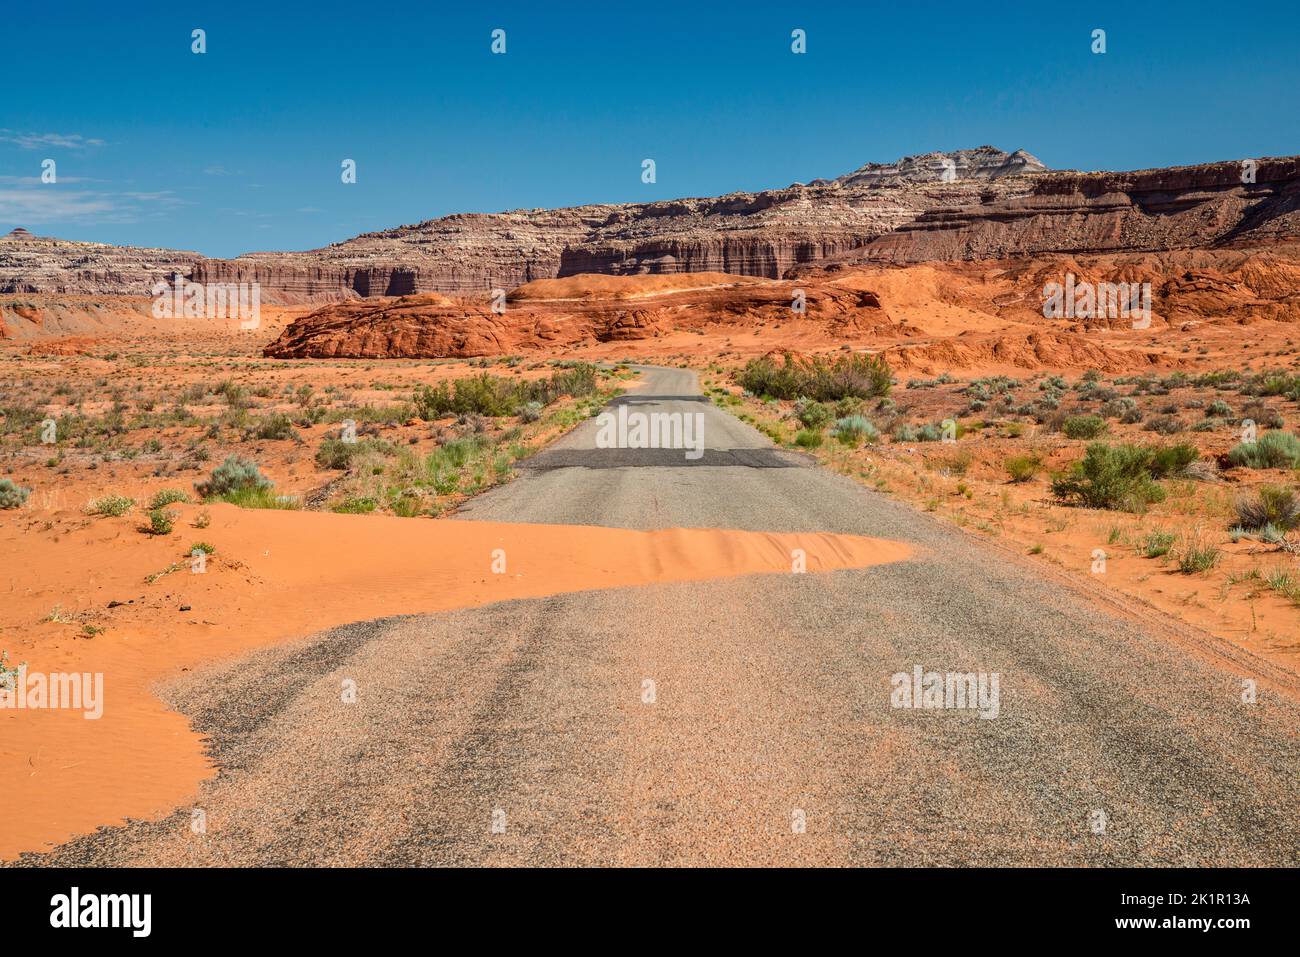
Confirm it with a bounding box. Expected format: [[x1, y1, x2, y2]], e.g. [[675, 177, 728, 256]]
[[2, 147, 1048, 300], [262, 276, 902, 359], [198, 147, 1048, 298], [8, 147, 1300, 306], [827, 156, 1300, 266], [0, 227, 202, 296]]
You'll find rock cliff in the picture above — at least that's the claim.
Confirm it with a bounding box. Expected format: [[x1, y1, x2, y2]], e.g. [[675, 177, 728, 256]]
[[7, 148, 1300, 304]]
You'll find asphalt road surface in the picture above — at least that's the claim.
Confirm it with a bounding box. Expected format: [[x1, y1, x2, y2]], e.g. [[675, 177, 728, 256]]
[[14, 366, 1299, 866]]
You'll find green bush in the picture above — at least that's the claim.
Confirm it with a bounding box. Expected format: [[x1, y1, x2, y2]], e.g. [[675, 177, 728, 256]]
[[835, 396, 869, 418], [413, 364, 598, 419], [1051, 443, 1166, 511], [147, 508, 175, 536], [149, 488, 190, 510], [1144, 415, 1184, 435], [218, 486, 300, 510], [794, 428, 824, 448], [1177, 541, 1221, 574], [1062, 415, 1108, 439], [88, 494, 135, 517], [737, 351, 891, 402], [1004, 453, 1042, 483], [795, 399, 834, 430], [1147, 444, 1199, 479], [0, 478, 31, 509], [1235, 486, 1300, 531], [196, 455, 271, 498], [250, 413, 298, 440], [832, 415, 879, 446], [332, 496, 378, 514], [1228, 431, 1300, 469], [315, 437, 396, 470], [1141, 530, 1177, 558]]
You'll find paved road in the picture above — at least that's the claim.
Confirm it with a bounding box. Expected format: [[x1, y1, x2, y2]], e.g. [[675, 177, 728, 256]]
[[14, 366, 1299, 866]]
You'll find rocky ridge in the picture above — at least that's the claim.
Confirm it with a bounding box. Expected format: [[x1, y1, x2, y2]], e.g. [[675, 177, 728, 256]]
[[6, 148, 1300, 304]]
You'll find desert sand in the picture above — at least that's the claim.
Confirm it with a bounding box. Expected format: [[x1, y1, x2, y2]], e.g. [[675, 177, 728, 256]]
[[0, 501, 909, 858]]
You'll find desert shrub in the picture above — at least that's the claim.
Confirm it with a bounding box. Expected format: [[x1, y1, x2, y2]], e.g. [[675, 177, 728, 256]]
[[1147, 444, 1199, 479], [332, 496, 378, 514], [1062, 415, 1108, 439], [190, 541, 216, 555], [1004, 453, 1042, 483], [147, 508, 175, 535], [1051, 443, 1166, 511], [1228, 431, 1300, 469], [87, 494, 135, 517], [413, 365, 598, 419], [1099, 397, 1137, 420], [891, 424, 918, 442], [1240, 400, 1285, 430], [916, 423, 943, 442], [518, 401, 543, 423], [834, 396, 868, 418], [196, 455, 271, 498], [794, 399, 834, 430], [1206, 400, 1233, 418], [794, 428, 824, 448], [1234, 486, 1300, 531], [1177, 540, 1221, 574], [387, 489, 425, 517], [940, 450, 973, 477], [737, 352, 891, 402], [1141, 530, 1177, 558], [1143, 415, 1184, 435], [149, 488, 190, 510], [0, 478, 30, 509], [250, 412, 298, 441], [832, 415, 878, 446], [315, 437, 396, 470], [218, 486, 301, 510], [216, 380, 250, 409], [1247, 370, 1300, 398]]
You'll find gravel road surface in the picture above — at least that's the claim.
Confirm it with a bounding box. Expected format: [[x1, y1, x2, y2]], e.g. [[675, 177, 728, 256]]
[[13, 366, 1298, 866]]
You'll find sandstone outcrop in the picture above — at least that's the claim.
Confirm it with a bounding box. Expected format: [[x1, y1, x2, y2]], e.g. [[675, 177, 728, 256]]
[[262, 276, 904, 359]]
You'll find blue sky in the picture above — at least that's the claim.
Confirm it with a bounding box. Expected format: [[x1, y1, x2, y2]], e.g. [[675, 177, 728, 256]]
[[4, 0, 1298, 258]]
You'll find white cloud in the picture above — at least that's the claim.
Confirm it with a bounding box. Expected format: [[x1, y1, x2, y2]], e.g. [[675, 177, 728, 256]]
[[0, 175, 94, 185], [0, 187, 190, 225], [0, 190, 117, 221], [0, 130, 105, 150]]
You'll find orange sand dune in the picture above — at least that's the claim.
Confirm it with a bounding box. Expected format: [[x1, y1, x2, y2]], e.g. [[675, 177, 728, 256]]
[[0, 504, 910, 858]]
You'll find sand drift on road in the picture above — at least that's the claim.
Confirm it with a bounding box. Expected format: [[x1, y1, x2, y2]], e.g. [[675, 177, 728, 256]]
[[0, 503, 910, 859]]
